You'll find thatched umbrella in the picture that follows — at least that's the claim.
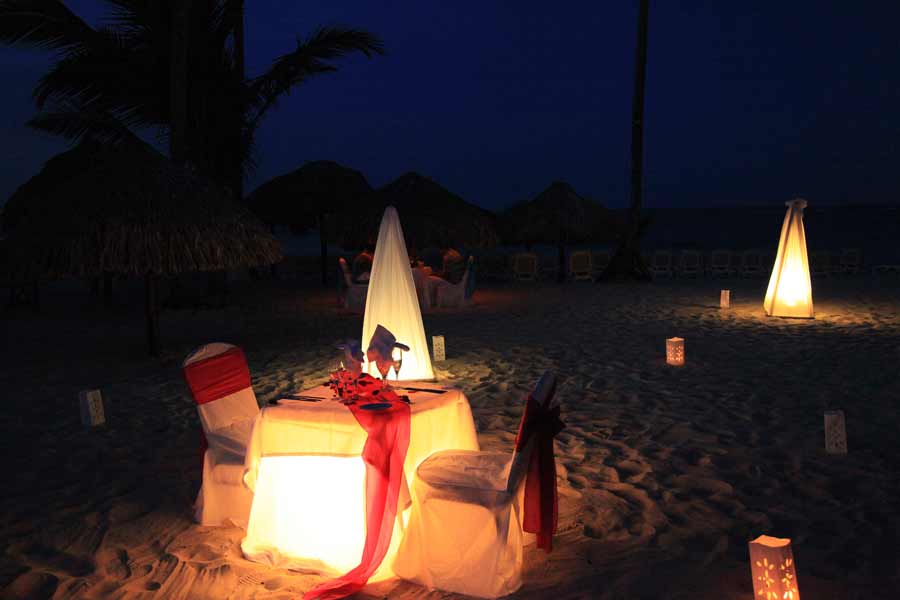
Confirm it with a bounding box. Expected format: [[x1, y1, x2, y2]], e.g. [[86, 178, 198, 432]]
[[499, 181, 621, 281], [247, 160, 374, 285], [3, 141, 281, 355], [334, 172, 499, 253]]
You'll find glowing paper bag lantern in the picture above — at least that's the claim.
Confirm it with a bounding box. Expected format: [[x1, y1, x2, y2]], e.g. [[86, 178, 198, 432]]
[[720, 289, 731, 308], [764, 199, 814, 318], [79, 389, 105, 426], [362, 206, 434, 380], [824, 410, 848, 454], [666, 337, 684, 366], [432, 335, 446, 361], [749, 535, 800, 600]]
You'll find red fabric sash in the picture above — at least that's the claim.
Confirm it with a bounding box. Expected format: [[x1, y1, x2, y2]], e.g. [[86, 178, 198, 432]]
[[182, 346, 251, 465], [303, 387, 411, 600], [515, 394, 565, 552]]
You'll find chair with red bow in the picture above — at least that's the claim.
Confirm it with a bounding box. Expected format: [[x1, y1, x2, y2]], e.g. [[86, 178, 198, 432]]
[[183, 343, 259, 528], [392, 371, 564, 599]]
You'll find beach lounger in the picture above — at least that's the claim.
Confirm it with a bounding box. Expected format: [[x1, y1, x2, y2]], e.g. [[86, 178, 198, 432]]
[[338, 257, 367, 311], [677, 250, 702, 278], [512, 252, 538, 282], [650, 250, 673, 278], [740, 250, 765, 278], [709, 250, 733, 278], [183, 343, 258, 528], [569, 250, 593, 281], [839, 248, 861, 275], [394, 371, 561, 599]]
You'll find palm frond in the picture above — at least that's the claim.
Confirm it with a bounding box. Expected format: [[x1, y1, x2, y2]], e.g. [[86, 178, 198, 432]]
[[0, 0, 101, 52], [246, 26, 384, 129], [27, 103, 147, 147]]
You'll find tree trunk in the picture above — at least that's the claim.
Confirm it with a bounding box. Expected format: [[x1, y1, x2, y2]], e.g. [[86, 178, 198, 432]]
[[145, 273, 160, 357], [319, 212, 329, 286], [232, 0, 246, 204], [103, 272, 113, 307], [171, 1, 191, 166], [602, 0, 652, 282]]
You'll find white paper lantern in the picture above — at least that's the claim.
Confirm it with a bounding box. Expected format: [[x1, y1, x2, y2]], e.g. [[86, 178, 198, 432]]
[[824, 410, 847, 454], [748, 535, 800, 600], [432, 335, 446, 362], [720, 289, 731, 308], [79, 389, 105, 426], [666, 337, 684, 366]]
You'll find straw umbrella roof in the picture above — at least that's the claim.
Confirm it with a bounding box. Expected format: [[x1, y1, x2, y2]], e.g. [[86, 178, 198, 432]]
[[335, 172, 499, 250], [499, 180, 621, 245], [247, 160, 374, 230], [2, 142, 281, 279]]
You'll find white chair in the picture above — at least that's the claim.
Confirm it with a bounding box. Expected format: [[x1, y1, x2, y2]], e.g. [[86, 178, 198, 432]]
[[592, 249, 611, 278], [411, 266, 434, 312], [338, 257, 367, 311], [568, 250, 593, 281], [393, 372, 560, 599], [709, 249, 732, 278], [434, 257, 475, 308], [839, 248, 861, 275], [183, 343, 259, 528], [810, 251, 830, 279], [740, 250, 765, 277], [512, 252, 538, 282], [649, 250, 673, 278], [677, 250, 702, 278]]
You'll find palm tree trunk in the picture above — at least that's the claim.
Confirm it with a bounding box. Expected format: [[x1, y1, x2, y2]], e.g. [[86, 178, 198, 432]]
[[232, 0, 245, 204], [171, 0, 191, 165], [319, 212, 328, 285], [103, 272, 113, 307], [603, 0, 652, 281], [145, 273, 160, 356]]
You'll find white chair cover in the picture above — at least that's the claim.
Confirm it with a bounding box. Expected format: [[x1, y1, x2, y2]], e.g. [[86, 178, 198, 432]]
[[392, 372, 557, 598], [339, 258, 367, 311], [434, 257, 474, 308]]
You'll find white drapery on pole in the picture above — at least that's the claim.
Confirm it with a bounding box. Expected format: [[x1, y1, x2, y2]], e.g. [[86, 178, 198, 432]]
[[362, 206, 435, 380], [764, 198, 814, 319]]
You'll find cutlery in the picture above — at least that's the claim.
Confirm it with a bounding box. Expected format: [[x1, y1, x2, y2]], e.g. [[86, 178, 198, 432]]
[[397, 386, 447, 394]]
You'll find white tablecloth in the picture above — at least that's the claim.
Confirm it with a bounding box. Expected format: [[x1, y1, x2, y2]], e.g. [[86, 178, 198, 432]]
[[240, 382, 479, 578]]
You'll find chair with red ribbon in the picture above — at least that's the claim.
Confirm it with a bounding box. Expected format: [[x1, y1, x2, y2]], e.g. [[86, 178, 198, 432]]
[[183, 343, 259, 527], [392, 371, 563, 599]]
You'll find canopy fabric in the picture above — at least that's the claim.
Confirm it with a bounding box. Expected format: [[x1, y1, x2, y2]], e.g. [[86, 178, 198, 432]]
[[764, 199, 814, 318], [362, 207, 434, 380]]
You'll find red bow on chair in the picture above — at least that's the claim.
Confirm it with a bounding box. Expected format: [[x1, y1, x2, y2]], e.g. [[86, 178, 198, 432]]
[[515, 395, 565, 552]]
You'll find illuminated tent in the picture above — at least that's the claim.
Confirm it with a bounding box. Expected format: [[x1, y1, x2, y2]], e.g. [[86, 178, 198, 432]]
[[764, 199, 814, 318], [362, 207, 434, 380]]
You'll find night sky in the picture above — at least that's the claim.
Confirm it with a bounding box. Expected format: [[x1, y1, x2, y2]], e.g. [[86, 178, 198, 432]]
[[2, 1, 899, 211]]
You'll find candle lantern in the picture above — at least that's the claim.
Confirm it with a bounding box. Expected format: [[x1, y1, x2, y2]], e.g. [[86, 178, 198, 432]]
[[79, 389, 105, 426], [432, 335, 446, 362], [824, 410, 848, 454], [666, 337, 685, 366], [748, 535, 800, 600], [720, 289, 731, 308]]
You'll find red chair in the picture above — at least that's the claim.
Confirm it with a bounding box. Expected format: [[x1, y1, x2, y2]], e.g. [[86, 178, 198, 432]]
[[183, 343, 259, 527]]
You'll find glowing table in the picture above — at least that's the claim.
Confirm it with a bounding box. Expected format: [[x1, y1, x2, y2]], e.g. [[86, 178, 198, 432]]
[[240, 382, 479, 580]]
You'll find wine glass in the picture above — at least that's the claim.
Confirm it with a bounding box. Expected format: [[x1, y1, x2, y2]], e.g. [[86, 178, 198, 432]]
[[391, 347, 403, 382], [376, 360, 391, 382]]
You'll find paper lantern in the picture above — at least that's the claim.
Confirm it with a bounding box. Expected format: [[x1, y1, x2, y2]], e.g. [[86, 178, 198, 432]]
[[764, 199, 814, 318], [824, 410, 848, 454], [362, 207, 435, 380], [749, 535, 800, 600], [79, 389, 105, 426], [666, 337, 684, 366], [720, 289, 731, 308], [432, 335, 446, 361]]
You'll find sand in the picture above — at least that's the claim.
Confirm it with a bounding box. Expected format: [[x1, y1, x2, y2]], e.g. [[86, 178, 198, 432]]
[[2, 275, 899, 599]]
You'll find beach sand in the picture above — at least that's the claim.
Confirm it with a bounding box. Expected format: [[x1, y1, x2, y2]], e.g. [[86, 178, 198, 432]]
[[2, 276, 899, 599]]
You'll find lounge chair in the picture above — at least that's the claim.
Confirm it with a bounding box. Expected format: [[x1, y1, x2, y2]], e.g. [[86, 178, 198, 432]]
[[183, 343, 258, 528], [394, 371, 561, 598], [740, 250, 765, 278], [650, 250, 673, 278], [512, 252, 538, 282], [839, 248, 861, 275], [709, 250, 732, 278], [677, 250, 702, 278], [338, 257, 368, 311], [569, 250, 593, 281]]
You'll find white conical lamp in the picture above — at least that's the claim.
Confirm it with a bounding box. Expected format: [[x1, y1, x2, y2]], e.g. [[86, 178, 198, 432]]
[[362, 206, 434, 380], [764, 199, 814, 319]]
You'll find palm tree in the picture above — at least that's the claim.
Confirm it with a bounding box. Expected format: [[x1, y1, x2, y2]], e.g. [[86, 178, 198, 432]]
[[602, 0, 652, 281], [0, 1, 384, 198]]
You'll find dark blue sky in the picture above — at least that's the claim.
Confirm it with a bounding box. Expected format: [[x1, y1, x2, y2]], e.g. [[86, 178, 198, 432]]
[[2, 1, 899, 210]]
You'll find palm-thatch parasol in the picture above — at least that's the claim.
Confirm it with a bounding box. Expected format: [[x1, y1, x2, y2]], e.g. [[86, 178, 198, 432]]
[[499, 181, 622, 281], [247, 160, 374, 284], [3, 141, 281, 354], [335, 172, 499, 253]]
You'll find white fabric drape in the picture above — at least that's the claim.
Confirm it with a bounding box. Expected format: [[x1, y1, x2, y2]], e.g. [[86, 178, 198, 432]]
[[362, 206, 434, 380], [764, 199, 814, 318]]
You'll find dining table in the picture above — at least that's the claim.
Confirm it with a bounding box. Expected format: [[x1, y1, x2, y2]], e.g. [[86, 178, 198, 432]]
[[240, 380, 479, 581]]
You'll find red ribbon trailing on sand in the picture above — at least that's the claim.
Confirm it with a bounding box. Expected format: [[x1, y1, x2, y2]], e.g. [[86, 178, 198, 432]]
[[182, 346, 252, 464], [515, 394, 565, 552], [303, 377, 411, 600]]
